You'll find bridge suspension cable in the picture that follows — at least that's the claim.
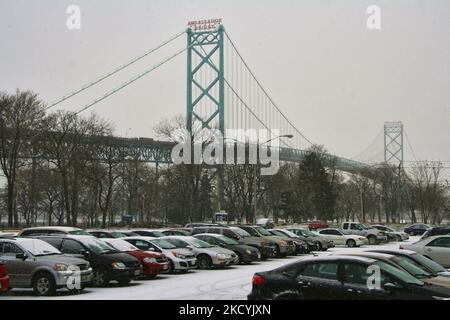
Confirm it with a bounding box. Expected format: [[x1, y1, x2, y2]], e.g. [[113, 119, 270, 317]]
[[223, 31, 314, 149], [46, 30, 185, 111]]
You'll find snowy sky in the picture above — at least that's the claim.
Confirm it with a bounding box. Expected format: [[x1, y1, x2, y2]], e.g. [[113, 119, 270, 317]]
[[0, 0, 449, 171]]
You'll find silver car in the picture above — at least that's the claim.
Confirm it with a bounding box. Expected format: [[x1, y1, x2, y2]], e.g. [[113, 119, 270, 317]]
[[124, 236, 197, 273], [162, 236, 238, 269], [0, 237, 93, 296]]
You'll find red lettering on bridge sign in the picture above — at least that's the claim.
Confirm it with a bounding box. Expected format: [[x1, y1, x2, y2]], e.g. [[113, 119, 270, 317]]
[[188, 18, 222, 31]]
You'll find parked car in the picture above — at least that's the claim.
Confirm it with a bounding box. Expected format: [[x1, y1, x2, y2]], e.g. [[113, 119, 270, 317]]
[[34, 235, 141, 287], [248, 255, 450, 300], [420, 227, 450, 240], [236, 225, 296, 257], [341, 222, 388, 245], [285, 228, 334, 251], [87, 230, 139, 239], [307, 220, 329, 230], [404, 223, 432, 236], [101, 238, 169, 279], [267, 229, 309, 254], [191, 226, 278, 259], [401, 235, 450, 267], [371, 225, 409, 242], [124, 236, 197, 273], [194, 233, 261, 264], [0, 237, 93, 296], [317, 228, 368, 247], [160, 229, 192, 236], [18, 226, 91, 237], [367, 249, 450, 278], [256, 218, 274, 229], [131, 229, 166, 237], [0, 260, 10, 293], [162, 236, 238, 269], [275, 229, 318, 252], [335, 251, 450, 289], [185, 223, 222, 228]]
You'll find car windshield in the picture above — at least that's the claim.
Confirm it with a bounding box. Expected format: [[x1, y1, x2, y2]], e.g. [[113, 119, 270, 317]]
[[111, 232, 127, 238], [20, 239, 61, 256], [270, 230, 287, 237], [68, 230, 91, 236], [375, 261, 424, 286], [392, 256, 433, 279], [80, 237, 118, 254], [232, 228, 251, 238], [150, 231, 165, 237], [255, 227, 272, 236], [411, 253, 447, 273], [281, 230, 299, 238], [151, 239, 176, 249], [218, 236, 239, 245], [106, 239, 139, 252], [189, 238, 213, 248], [301, 229, 318, 237]]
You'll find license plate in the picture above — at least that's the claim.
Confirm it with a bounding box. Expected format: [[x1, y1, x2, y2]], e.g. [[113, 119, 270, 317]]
[[134, 270, 140, 276], [162, 264, 169, 270], [189, 261, 195, 266]]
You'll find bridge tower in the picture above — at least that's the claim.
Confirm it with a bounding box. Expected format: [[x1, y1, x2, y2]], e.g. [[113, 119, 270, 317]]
[[186, 23, 225, 137], [384, 121, 404, 167]]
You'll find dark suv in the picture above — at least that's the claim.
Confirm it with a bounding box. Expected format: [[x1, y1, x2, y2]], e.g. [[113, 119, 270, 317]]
[[191, 226, 277, 259], [33, 235, 142, 287], [421, 227, 450, 240]]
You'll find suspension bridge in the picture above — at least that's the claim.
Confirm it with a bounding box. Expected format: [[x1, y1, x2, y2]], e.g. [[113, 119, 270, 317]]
[[41, 22, 412, 173]]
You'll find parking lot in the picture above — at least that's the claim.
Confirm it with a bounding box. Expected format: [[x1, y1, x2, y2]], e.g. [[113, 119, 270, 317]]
[[0, 236, 420, 300]]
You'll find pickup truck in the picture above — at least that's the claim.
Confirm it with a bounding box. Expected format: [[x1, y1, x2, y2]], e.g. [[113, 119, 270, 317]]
[[341, 222, 388, 245]]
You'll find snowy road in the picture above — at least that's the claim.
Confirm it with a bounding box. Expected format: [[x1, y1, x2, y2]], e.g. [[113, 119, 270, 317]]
[[0, 237, 419, 300]]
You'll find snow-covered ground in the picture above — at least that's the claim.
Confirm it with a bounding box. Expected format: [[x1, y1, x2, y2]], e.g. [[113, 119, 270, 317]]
[[0, 236, 420, 300]]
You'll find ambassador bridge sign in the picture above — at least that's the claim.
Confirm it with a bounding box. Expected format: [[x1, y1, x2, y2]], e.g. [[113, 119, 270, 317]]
[[188, 18, 222, 31]]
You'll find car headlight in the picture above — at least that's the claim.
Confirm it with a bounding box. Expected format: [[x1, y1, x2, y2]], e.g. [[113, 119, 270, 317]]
[[112, 262, 126, 269], [359, 237, 366, 240], [279, 240, 287, 246], [143, 257, 157, 264], [54, 263, 68, 272], [217, 253, 231, 260], [172, 251, 187, 259]]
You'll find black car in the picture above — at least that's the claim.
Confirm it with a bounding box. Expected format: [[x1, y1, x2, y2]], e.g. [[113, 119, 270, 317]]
[[33, 235, 142, 287], [191, 226, 277, 259], [194, 233, 261, 264], [404, 224, 432, 236], [248, 255, 450, 300], [421, 227, 450, 240], [88, 230, 139, 239]]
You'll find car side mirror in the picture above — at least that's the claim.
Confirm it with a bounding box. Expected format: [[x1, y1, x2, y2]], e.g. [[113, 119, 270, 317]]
[[81, 250, 90, 258], [383, 282, 403, 291], [16, 252, 27, 260]]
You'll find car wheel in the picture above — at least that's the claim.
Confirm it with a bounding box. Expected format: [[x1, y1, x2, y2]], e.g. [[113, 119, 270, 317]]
[[197, 255, 212, 269], [347, 239, 357, 248], [92, 269, 109, 287], [368, 235, 377, 245], [167, 260, 175, 273], [235, 252, 243, 264], [32, 272, 56, 296]]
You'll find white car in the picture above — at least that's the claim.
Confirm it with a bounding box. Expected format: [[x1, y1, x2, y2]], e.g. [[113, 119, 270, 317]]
[[401, 235, 450, 268], [317, 228, 368, 247]]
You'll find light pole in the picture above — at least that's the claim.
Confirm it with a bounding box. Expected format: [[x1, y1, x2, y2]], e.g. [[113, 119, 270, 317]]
[[253, 134, 293, 224]]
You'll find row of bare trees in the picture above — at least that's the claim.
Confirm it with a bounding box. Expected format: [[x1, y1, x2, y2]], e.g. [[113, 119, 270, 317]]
[[1, 90, 449, 228]]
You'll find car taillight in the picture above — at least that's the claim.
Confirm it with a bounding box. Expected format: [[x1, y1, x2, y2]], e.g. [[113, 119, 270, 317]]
[[252, 274, 265, 286]]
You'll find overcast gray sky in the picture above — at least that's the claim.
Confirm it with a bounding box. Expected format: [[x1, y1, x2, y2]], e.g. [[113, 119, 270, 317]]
[[1, 0, 449, 167]]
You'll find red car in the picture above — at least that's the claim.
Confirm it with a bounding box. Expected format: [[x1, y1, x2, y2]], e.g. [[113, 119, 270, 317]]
[[103, 238, 169, 278], [0, 261, 9, 293], [308, 220, 329, 230]]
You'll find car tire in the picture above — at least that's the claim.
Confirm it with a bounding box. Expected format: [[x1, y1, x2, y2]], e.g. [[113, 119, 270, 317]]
[[235, 252, 243, 264], [368, 235, 377, 245], [32, 272, 56, 296], [347, 239, 357, 248], [92, 268, 109, 287], [145, 274, 157, 280], [197, 254, 212, 269]]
